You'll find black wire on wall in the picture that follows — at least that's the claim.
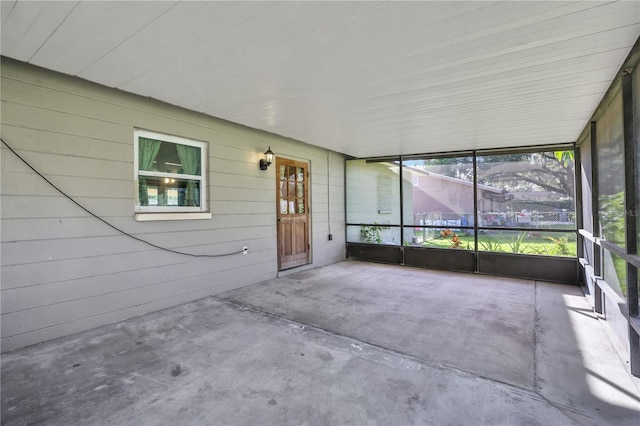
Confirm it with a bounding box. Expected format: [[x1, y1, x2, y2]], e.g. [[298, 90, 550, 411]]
[[1, 137, 243, 258]]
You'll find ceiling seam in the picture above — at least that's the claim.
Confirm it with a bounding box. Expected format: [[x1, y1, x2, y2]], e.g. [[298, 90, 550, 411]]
[[114, 1, 285, 90], [1, 0, 17, 25], [162, 1, 497, 100], [293, 18, 638, 103], [27, 1, 80, 63], [76, 1, 183, 77], [280, 1, 617, 88], [149, 1, 394, 100]]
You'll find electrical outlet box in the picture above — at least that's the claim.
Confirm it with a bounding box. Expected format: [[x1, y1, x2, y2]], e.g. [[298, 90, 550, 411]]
[[242, 246, 248, 255], [328, 234, 333, 241]]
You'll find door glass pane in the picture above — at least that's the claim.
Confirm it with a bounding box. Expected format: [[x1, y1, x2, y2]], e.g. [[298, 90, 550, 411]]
[[279, 181, 287, 198], [278, 162, 307, 216]]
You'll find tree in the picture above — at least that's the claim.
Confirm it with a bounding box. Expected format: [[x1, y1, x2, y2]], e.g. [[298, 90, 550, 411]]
[[417, 150, 575, 198], [478, 151, 574, 198]]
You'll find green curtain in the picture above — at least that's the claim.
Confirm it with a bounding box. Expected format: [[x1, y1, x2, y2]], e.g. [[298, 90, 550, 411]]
[[176, 144, 201, 206], [138, 138, 161, 206]]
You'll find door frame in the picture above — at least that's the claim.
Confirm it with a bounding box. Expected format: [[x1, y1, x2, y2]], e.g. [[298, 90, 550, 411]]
[[276, 157, 311, 271]]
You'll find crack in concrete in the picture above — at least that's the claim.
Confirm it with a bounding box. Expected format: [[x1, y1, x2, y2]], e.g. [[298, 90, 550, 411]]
[[533, 280, 540, 392], [531, 281, 594, 423]]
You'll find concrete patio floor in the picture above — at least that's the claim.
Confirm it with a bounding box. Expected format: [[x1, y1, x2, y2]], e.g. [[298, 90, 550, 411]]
[[1, 260, 639, 425]]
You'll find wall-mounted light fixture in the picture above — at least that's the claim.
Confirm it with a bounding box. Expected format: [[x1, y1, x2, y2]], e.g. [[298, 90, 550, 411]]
[[260, 146, 274, 170]]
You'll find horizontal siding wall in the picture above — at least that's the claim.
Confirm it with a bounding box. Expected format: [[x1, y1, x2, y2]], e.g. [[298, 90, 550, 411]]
[[0, 58, 346, 351]]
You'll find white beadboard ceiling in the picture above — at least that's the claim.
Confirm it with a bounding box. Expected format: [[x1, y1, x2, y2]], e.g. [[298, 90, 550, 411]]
[[2, 1, 639, 158]]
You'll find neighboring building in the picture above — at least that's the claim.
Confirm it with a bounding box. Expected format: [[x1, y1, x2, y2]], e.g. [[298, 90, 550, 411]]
[[404, 167, 512, 227]]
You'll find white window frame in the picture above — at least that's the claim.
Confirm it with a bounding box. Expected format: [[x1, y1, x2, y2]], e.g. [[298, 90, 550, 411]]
[[134, 129, 209, 219]]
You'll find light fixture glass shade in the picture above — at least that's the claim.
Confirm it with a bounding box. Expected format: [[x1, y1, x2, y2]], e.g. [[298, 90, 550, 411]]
[[260, 146, 275, 170], [264, 146, 274, 165]]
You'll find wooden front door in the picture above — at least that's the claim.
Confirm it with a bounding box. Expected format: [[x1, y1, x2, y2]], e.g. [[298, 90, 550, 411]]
[[277, 158, 310, 270]]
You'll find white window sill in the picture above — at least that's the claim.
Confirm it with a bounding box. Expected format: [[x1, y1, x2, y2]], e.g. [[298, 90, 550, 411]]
[[135, 212, 212, 222]]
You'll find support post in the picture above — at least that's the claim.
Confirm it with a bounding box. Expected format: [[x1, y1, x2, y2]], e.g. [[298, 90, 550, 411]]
[[399, 158, 405, 265], [575, 145, 584, 281], [622, 68, 639, 376], [590, 122, 604, 314], [473, 152, 479, 272]]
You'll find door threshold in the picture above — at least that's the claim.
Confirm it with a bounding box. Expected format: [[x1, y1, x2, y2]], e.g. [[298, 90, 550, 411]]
[[277, 263, 314, 278]]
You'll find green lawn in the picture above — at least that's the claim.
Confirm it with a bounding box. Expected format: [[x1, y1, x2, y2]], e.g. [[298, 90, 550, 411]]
[[413, 230, 577, 257]]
